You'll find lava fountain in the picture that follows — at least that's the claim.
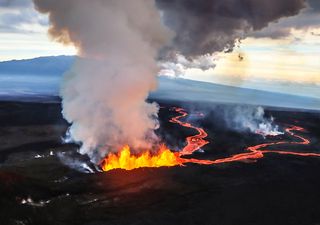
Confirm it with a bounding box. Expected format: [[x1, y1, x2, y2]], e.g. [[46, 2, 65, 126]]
[[100, 145, 182, 172], [100, 107, 208, 171]]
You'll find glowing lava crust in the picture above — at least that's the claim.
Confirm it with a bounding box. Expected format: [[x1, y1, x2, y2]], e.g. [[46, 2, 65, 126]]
[[100, 107, 320, 172]]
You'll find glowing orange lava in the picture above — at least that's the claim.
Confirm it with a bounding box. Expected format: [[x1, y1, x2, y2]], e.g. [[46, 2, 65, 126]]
[[180, 123, 320, 166], [248, 126, 320, 157], [100, 145, 182, 172], [100, 107, 210, 171], [100, 106, 320, 172], [169, 108, 209, 155]]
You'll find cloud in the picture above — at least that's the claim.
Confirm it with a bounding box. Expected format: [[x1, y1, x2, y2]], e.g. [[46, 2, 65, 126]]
[[308, 0, 320, 12], [0, 0, 47, 33], [1, 0, 317, 51], [0, 0, 31, 8], [156, 0, 306, 56], [251, 0, 320, 39]]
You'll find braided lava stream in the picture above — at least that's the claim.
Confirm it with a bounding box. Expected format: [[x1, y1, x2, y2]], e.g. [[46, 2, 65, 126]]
[[100, 107, 320, 171], [171, 107, 320, 165]]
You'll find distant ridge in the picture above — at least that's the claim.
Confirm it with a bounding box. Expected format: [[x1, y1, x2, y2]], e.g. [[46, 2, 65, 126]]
[[151, 77, 320, 111], [0, 55, 75, 75], [0, 56, 319, 111]]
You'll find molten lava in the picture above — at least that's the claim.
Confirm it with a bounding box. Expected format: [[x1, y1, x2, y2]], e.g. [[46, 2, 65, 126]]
[[170, 108, 209, 155], [100, 107, 209, 172], [100, 106, 320, 172], [100, 145, 182, 172]]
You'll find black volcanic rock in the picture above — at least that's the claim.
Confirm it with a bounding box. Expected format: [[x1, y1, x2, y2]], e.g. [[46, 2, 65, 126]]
[[0, 100, 319, 225]]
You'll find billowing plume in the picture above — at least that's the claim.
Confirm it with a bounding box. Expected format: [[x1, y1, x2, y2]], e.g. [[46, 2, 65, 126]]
[[33, 0, 172, 161], [33, 0, 304, 162], [156, 0, 306, 56], [223, 106, 283, 137]]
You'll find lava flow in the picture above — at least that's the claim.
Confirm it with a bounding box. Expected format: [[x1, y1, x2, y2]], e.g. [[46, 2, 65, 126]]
[[179, 121, 320, 166], [100, 107, 320, 172], [248, 126, 320, 157], [169, 107, 209, 155]]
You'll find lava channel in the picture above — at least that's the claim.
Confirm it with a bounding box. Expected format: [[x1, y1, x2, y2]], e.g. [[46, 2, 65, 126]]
[[169, 107, 209, 156], [100, 107, 320, 172]]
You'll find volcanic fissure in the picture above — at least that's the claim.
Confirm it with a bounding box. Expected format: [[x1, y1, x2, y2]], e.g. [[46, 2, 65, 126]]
[[100, 107, 320, 172]]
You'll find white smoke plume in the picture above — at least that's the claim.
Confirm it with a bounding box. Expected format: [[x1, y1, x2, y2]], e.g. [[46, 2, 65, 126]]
[[33, 0, 173, 162], [224, 106, 283, 137], [57, 152, 96, 174]]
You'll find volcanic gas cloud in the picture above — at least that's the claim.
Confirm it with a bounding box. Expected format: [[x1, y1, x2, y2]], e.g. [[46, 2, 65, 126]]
[[33, 0, 309, 170], [33, 0, 173, 162]]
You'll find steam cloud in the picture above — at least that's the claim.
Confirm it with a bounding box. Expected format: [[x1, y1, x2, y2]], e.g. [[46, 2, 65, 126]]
[[33, 0, 172, 161], [33, 0, 305, 161], [222, 106, 283, 137]]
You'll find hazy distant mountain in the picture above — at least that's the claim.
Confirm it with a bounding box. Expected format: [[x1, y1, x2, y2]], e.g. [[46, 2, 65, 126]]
[[0, 56, 75, 75], [151, 77, 320, 111], [0, 56, 319, 110]]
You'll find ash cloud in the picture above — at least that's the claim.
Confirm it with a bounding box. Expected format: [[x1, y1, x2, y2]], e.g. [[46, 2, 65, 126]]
[[308, 0, 320, 12], [252, 0, 320, 39], [156, 0, 307, 57]]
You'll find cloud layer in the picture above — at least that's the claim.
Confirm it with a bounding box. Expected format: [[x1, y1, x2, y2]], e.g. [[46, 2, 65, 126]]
[[156, 0, 307, 56], [0, 0, 47, 33]]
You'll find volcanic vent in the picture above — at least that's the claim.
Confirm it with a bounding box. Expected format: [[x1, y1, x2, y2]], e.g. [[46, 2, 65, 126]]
[[101, 106, 320, 172]]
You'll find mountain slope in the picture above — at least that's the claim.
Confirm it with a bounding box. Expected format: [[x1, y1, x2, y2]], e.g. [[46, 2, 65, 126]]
[[0, 56, 319, 110], [0, 56, 75, 75], [151, 77, 320, 111]]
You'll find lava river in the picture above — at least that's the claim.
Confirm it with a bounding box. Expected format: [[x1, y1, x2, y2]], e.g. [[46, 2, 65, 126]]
[[100, 107, 320, 171]]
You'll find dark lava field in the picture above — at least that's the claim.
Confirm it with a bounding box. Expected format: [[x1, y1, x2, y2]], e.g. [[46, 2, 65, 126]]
[[0, 100, 320, 225]]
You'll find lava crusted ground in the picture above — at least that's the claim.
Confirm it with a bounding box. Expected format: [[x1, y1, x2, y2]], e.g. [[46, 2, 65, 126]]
[[0, 100, 320, 225]]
